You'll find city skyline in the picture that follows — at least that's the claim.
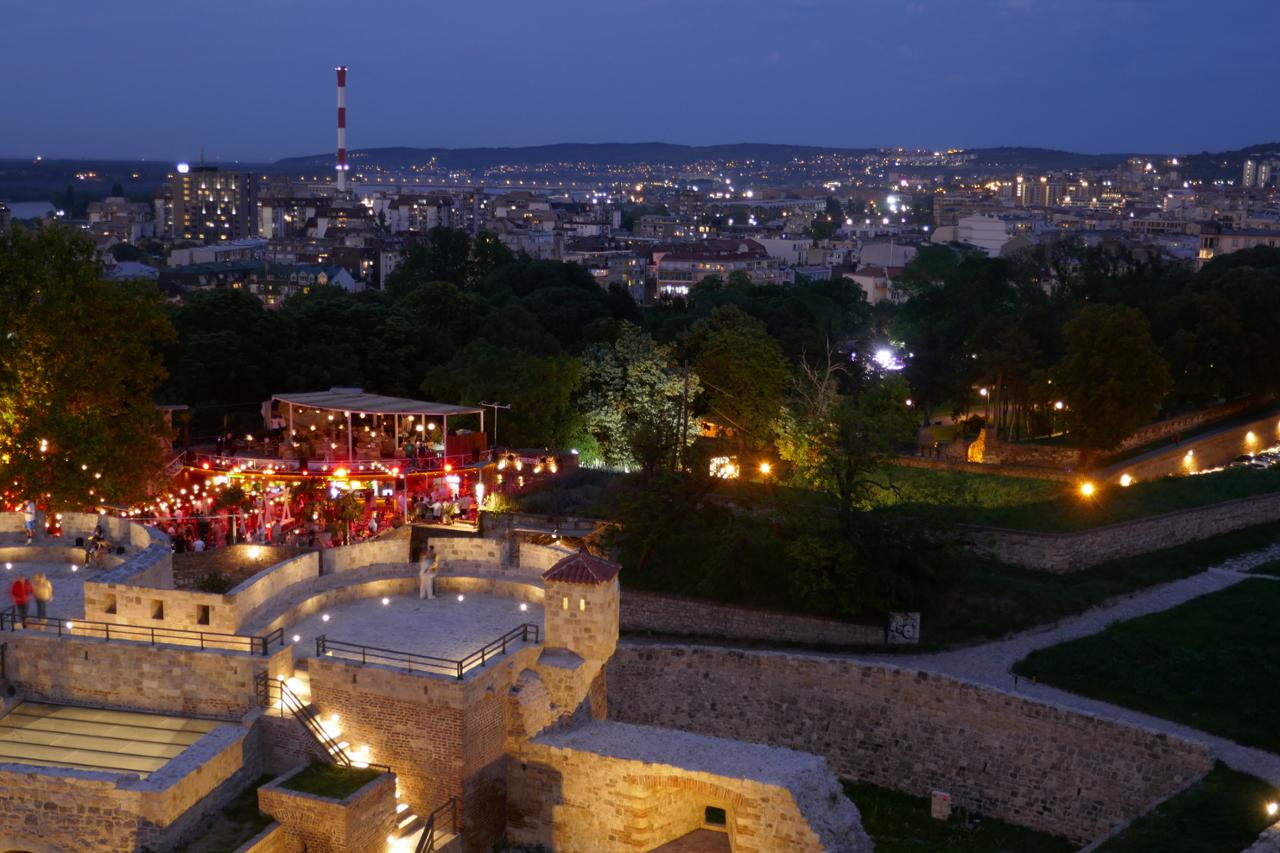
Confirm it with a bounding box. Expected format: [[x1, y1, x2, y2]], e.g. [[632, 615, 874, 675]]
[[3, 0, 1277, 161]]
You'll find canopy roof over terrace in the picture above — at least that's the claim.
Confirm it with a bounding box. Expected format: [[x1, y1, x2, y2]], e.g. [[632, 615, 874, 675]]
[[271, 387, 483, 418]]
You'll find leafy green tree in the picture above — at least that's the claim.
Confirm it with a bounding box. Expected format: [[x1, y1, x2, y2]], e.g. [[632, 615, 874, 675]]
[[776, 356, 918, 520], [422, 341, 581, 448], [0, 225, 174, 509], [386, 227, 472, 296], [467, 231, 515, 287], [687, 306, 790, 451], [577, 323, 699, 472], [1058, 305, 1170, 450]]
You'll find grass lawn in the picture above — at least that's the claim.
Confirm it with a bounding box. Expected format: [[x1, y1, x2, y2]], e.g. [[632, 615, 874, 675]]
[[947, 465, 1280, 532], [281, 761, 381, 799], [1095, 764, 1279, 853], [842, 780, 1075, 852], [919, 520, 1280, 648], [1013, 579, 1280, 752]]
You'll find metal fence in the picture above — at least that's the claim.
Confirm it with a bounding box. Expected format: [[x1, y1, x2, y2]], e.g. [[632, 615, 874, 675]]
[[0, 611, 283, 655], [315, 623, 540, 679]]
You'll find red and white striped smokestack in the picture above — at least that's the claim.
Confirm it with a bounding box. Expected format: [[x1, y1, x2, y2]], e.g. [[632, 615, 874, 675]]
[[335, 65, 348, 192]]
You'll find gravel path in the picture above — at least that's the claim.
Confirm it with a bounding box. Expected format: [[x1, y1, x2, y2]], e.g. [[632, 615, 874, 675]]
[[854, 540, 1280, 784]]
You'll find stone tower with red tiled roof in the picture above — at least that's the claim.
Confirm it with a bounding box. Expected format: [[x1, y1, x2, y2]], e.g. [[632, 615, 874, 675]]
[[540, 550, 620, 667]]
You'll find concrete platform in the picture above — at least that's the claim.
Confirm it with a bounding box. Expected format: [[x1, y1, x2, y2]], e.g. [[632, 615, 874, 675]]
[[0, 702, 221, 778], [286, 592, 543, 677]]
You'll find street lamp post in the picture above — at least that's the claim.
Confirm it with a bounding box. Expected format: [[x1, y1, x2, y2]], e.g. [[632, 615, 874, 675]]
[[479, 401, 511, 451]]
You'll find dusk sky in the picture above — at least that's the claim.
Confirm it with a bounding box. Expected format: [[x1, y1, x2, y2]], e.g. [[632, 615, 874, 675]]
[[3, 0, 1275, 162]]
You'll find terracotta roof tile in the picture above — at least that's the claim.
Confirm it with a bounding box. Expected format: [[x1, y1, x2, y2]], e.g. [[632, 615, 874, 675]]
[[542, 551, 621, 585]]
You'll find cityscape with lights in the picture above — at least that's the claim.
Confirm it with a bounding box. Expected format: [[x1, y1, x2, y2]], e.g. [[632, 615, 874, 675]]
[[2, 2, 1280, 852]]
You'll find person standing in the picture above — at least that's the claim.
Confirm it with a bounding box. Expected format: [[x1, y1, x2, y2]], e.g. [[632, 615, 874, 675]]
[[10, 575, 32, 624], [418, 545, 439, 600], [23, 500, 37, 545], [32, 573, 52, 619]]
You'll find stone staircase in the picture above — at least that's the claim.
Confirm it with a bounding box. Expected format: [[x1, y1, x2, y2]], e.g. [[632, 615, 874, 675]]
[[273, 663, 462, 852]]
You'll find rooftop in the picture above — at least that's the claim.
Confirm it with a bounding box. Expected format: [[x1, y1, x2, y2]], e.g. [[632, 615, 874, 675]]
[[272, 387, 483, 418], [543, 551, 621, 585]]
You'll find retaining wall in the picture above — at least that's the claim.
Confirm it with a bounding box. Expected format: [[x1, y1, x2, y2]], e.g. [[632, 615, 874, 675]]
[[257, 765, 396, 853], [606, 643, 1213, 844], [621, 589, 884, 646], [966, 490, 1280, 571]]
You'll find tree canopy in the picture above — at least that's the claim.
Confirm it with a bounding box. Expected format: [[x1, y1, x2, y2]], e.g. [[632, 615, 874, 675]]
[[0, 225, 174, 509]]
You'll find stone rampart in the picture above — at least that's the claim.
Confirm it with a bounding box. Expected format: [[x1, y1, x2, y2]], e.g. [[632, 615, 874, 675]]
[[5, 631, 292, 719], [306, 648, 538, 851], [965, 492, 1280, 571], [432, 536, 504, 576], [621, 589, 885, 646], [320, 527, 410, 575], [506, 719, 871, 853], [606, 644, 1213, 843]]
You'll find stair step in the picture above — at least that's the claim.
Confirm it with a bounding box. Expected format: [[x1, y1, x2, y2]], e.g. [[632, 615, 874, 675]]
[[397, 813, 421, 831]]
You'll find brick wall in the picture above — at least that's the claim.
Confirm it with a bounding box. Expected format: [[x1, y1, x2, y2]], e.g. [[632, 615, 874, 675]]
[[258, 765, 397, 853], [606, 644, 1213, 844], [965, 491, 1280, 572], [5, 631, 292, 719], [622, 589, 886, 646], [305, 649, 538, 852]]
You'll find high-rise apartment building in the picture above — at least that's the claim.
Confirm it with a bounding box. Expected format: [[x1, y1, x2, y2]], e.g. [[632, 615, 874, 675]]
[[166, 165, 258, 242]]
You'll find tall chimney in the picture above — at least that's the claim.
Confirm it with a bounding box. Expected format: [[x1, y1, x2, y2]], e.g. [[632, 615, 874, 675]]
[[335, 66, 348, 192]]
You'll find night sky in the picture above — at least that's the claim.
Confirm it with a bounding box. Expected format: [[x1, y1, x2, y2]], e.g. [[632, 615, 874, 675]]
[[3, 0, 1274, 161]]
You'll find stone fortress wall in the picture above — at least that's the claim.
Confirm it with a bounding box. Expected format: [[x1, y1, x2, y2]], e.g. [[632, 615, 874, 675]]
[[606, 643, 1214, 844], [966, 488, 1280, 571]]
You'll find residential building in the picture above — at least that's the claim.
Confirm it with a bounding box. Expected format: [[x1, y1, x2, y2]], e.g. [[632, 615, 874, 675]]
[[1197, 222, 1280, 266], [166, 166, 258, 243], [650, 239, 781, 297]]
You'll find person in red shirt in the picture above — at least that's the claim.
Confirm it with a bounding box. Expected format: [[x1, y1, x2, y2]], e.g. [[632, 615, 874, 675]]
[[10, 575, 34, 624]]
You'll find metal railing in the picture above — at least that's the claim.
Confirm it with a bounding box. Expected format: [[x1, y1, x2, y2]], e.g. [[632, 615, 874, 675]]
[[191, 449, 492, 475], [256, 672, 352, 764], [315, 623, 540, 680], [416, 798, 459, 853], [0, 612, 284, 656], [254, 672, 391, 772]]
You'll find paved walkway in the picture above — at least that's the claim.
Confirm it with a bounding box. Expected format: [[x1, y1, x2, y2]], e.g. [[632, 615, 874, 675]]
[[855, 540, 1280, 785]]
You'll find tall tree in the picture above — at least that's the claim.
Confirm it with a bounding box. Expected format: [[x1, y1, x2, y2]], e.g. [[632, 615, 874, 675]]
[[0, 225, 174, 509], [577, 323, 699, 473], [1058, 305, 1170, 450], [687, 306, 791, 452]]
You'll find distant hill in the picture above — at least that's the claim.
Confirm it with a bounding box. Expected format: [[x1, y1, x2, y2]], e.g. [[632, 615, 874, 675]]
[[271, 142, 874, 172], [269, 142, 1238, 175]]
